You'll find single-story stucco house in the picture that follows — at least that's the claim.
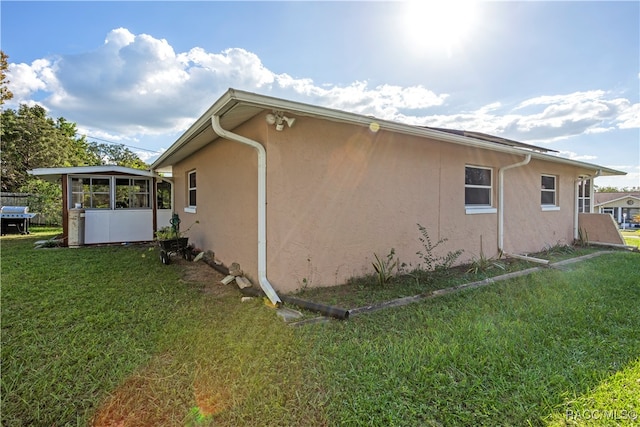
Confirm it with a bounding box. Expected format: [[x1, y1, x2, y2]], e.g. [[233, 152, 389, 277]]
[[150, 88, 626, 304], [594, 192, 640, 227]]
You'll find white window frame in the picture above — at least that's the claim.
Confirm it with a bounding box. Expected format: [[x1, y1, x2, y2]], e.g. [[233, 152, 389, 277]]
[[185, 170, 197, 214], [115, 177, 151, 209], [70, 176, 112, 209], [578, 179, 591, 213], [465, 165, 496, 214], [70, 176, 152, 210], [541, 174, 560, 211], [156, 180, 172, 210]]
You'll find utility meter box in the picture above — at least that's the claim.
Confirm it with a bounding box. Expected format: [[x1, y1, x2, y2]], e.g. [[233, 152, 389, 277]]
[[68, 208, 85, 247]]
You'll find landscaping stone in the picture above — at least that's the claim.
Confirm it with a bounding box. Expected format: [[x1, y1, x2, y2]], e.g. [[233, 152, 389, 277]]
[[220, 275, 235, 285], [235, 276, 252, 289], [229, 262, 243, 276], [276, 307, 304, 322]]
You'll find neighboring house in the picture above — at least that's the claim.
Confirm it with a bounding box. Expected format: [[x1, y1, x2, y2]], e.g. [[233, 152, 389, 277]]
[[594, 192, 640, 227], [28, 166, 173, 245], [151, 88, 625, 302]]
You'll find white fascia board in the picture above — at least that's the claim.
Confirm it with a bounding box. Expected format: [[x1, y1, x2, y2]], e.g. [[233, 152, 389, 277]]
[[152, 88, 627, 178], [29, 166, 156, 178]]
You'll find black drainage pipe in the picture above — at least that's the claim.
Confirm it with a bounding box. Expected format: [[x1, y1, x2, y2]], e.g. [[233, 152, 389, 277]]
[[240, 287, 350, 320], [281, 295, 350, 320]]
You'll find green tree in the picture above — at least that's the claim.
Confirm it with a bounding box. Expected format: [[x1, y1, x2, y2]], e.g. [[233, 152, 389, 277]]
[[0, 104, 148, 225], [87, 142, 148, 169], [1, 50, 13, 105], [596, 186, 639, 193], [0, 104, 69, 192], [0, 105, 133, 192], [595, 186, 623, 193], [56, 117, 102, 166], [22, 179, 63, 225]]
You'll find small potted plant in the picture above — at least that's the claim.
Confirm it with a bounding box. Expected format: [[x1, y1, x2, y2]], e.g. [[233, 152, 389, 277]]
[[155, 225, 182, 241], [156, 214, 198, 264]]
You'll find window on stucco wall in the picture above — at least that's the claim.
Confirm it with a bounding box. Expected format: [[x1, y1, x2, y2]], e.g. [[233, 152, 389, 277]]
[[578, 179, 591, 213], [541, 174, 559, 210], [465, 166, 497, 214], [187, 170, 197, 210], [465, 165, 492, 202]]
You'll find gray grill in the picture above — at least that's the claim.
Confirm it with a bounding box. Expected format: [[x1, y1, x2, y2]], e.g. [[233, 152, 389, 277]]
[[1, 206, 36, 235]]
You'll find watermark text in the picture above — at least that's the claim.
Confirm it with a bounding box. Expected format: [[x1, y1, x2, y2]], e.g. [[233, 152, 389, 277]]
[[566, 409, 638, 421]]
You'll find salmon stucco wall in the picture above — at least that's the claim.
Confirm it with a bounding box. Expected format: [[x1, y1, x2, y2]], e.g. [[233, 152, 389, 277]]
[[263, 114, 583, 292], [172, 112, 587, 293], [172, 131, 260, 282], [266, 118, 444, 290], [578, 213, 625, 245], [501, 159, 579, 254]]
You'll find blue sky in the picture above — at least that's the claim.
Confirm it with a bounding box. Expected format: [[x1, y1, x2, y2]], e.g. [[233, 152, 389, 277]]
[[2, 1, 639, 188]]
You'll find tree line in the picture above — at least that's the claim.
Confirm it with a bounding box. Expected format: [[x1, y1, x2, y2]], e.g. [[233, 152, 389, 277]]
[[1, 51, 148, 224]]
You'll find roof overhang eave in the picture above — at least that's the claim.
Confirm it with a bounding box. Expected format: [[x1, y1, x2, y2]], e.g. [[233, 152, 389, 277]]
[[28, 165, 159, 182], [151, 90, 240, 170], [151, 88, 628, 178]]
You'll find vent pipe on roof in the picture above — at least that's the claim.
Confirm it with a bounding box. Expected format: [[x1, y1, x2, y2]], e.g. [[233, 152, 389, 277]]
[[498, 154, 531, 253], [210, 115, 282, 306]]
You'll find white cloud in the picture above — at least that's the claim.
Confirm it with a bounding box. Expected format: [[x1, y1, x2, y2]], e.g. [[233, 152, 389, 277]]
[[5, 28, 639, 151], [6, 30, 449, 137], [497, 91, 637, 142], [514, 90, 607, 110], [7, 59, 51, 98], [395, 91, 638, 144], [137, 148, 165, 164], [555, 150, 598, 161], [278, 81, 448, 118], [594, 164, 640, 190], [616, 103, 640, 129]]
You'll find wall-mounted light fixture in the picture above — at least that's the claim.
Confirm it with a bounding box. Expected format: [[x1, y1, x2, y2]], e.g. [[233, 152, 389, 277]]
[[265, 111, 296, 131]]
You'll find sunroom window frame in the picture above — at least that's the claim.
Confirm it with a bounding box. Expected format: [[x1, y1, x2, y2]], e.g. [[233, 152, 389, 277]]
[[70, 175, 112, 210], [70, 175, 153, 210]]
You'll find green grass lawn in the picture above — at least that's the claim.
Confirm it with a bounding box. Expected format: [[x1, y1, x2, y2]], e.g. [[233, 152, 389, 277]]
[[621, 229, 640, 248], [293, 245, 601, 309], [2, 228, 639, 426]]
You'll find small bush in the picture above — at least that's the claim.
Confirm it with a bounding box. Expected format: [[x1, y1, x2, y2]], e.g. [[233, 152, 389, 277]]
[[371, 248, 398, 286], [416, 223, 463, 272], [466, 235, 505, 275], [542, 242, 576, 257]]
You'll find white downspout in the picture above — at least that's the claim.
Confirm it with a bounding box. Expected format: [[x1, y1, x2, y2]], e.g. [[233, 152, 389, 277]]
[[498, 154, 531, 253], [591, 170, 601, 213], [211, 115, 282, 306], [573, 177, 582, 241]]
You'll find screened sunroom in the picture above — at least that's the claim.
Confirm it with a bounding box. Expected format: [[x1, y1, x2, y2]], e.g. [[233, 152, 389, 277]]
[[29, 166, 173, 245]]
